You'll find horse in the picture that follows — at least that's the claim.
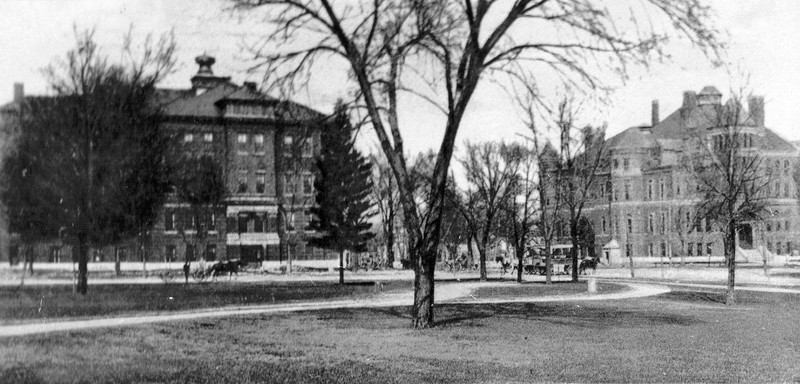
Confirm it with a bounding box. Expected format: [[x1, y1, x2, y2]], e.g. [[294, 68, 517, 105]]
[[210, 259, 246, 280], [579, 257, 599, 275], [496, 256, 512, 275]]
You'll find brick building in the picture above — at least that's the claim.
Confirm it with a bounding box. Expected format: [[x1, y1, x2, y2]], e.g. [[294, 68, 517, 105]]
[[1, 55, 339, 267], [555, 86, 800, 263]]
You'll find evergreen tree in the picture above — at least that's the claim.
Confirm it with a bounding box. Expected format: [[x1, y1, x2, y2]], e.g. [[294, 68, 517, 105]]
[[309, 102, 375, 284]]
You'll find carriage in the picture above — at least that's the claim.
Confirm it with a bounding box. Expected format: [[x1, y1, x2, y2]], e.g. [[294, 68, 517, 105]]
[[517, 244, 580, 275]]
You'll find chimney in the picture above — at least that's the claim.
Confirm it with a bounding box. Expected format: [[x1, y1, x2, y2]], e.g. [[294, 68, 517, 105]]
[[651, 99, 659, 127], [13, 83, 23, 103], [243, 81, 257, 92], [749, 95, 764, 127], [682, 91, 697, 109]]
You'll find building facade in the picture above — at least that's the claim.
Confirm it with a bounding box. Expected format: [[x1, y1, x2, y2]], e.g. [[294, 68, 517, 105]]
[[561, 86, 800, 263], [1, 55, 340, 267]]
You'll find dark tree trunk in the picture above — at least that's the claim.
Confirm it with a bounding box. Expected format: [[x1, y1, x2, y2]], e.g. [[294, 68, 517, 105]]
[[77, 234, 89, 295], [545, 238, 553, 285], [570, 218, 579, 282], [516, 245, 524, 283], [725, 220, 736, 305], [339, 249, 345, 285], [478, 244, 487, 281], [411, 241, 436, 328], [386, 212, 395, 268]]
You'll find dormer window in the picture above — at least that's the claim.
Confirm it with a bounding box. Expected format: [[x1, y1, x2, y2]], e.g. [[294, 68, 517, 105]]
[[184, 133, 194, 143], [204, 133, 213, 142], [238, 134, 247, 144]]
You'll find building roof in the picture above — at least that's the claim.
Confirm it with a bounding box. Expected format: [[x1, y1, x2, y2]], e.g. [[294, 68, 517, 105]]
[[606, 126, 659, 151]]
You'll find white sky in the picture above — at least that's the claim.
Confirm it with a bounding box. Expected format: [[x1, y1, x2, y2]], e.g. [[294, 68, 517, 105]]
[[1, 0, 799, 154]]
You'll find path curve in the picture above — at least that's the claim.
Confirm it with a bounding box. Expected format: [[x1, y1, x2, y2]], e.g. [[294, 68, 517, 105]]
[[0, 281, 668, 337]]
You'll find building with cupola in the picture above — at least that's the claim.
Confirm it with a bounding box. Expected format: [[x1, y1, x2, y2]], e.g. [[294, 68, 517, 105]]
[[0, 55, 341, 267]]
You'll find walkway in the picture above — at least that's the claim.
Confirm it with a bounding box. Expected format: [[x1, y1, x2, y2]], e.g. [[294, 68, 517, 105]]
[[0, 281, 667, 337]]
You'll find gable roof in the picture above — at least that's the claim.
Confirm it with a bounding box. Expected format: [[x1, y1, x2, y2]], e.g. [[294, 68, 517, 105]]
[[606, 127, 658, 151]]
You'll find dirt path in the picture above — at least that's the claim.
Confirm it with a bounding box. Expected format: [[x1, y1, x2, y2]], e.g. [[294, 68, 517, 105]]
[[0, 281, 667, 337]]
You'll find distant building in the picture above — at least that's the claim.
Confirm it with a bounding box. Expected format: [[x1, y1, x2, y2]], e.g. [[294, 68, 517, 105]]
[[546, 86, 799, 263], [0, 55, 341, 267]]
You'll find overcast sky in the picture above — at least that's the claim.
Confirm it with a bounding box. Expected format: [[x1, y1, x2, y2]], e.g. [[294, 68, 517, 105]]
[[1, 0, 799, 153]]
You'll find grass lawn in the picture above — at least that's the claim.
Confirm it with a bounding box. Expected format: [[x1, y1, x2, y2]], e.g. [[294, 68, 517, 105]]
[[0, 280, 409, 324], [2, 285, 799, 383]]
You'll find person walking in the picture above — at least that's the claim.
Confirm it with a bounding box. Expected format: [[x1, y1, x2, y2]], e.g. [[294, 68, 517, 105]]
[[183, 261, 190, 284]]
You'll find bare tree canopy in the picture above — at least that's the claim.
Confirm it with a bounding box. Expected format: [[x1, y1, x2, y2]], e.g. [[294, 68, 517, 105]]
[[686, 87, 775, 305], [232, 0, 724, 327]]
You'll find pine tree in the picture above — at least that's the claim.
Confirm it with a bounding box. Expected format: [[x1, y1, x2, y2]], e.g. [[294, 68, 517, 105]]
[[309, 102, 375, 284]]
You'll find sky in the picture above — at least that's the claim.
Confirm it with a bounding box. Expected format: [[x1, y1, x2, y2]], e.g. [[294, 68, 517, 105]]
[[1, 0, 799, 154]]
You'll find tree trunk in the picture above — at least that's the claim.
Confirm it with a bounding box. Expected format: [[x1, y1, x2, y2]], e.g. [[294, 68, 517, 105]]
[[77, 234, 89, 295], [516, 245, 524, 283], [114, 246, 121, 276], [570, 218, 579, 282], [544, 238, 552, 285], [725, 221, 736, 305], [386, 215, 395, 268], [411, 241, 436, 328], [338, 249, 344, 285], [478, 243, 487, 281]]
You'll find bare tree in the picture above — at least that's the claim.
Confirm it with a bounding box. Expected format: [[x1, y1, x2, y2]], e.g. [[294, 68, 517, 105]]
[[460, 141, 520, 281], [371, 154, 400, 268], [546, 96, 609, 282], [233, 0, 723, 327], [498, 143, 538, 283], [686, 87, 775, 305]]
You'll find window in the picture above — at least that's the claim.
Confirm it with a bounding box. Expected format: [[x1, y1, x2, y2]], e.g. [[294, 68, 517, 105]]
[[676, 181, 681, 196], [686, 212, 691, 229], [648, 214, 654, 233], [238, 133, 248, 144], [648, 243, 654, 257], [688, 243, 694, 256], [661, 243, 667, 257], [705, 218, 712, 232], [188, 213, 196, 230], [165, 211, 176, 231], [254, 215, 264, 232], [208, 213, 216, 231], [706, 243, 713, 256], [767, 242, 773, 253], [184, 133, 194, 143], [623, 158, 630, 171], [613, 159, 619, 169], [238, 214, 249, 233], [267, 214, 277, 232], [238, 171, 248, 193], [624, 184, 630, 200], [302, 137, 313, 157], [287, 212, 296, 231], [305, 210, 315, 230], [204, 133, 213, 142], [648, 180, 653, 200], [165, 245, 176, 262], [697, 243, 703, 256], [660, 213, 666, 234], [785, 220, 790, 232], [206, 244, 216, 261], [777, 221, 782, 231], [767, 222, 773, 232], [785, 183, 791, 198], [627, 216, 633, 233], [255, 134, 264, 145], [659, 179, 665, 199], [602, 217, 607, 233], [256, 171, 266, 193], [625, 244, 632, 257], [785, 160, 790, 175], [303, 174, 314, 195]]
